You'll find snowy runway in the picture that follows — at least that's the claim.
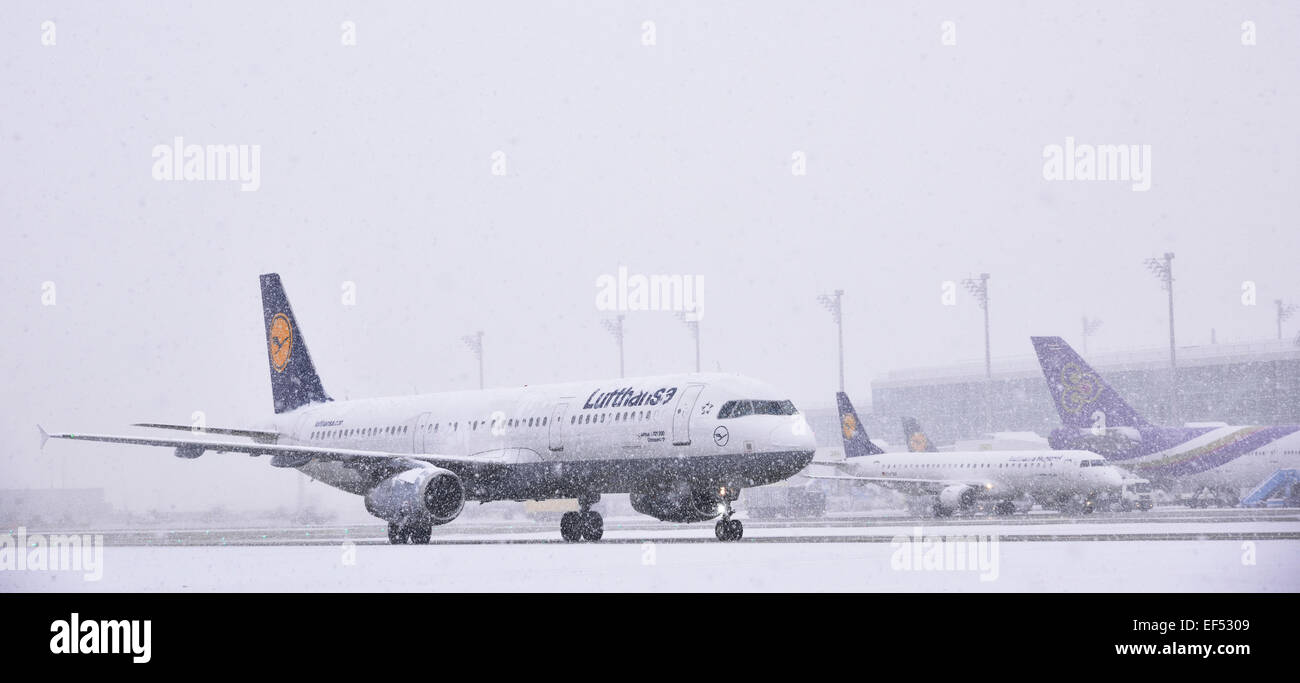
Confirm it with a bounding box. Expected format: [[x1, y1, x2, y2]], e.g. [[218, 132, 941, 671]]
[[4, 509, 1297, 592], [2, 538, 1294, 592]]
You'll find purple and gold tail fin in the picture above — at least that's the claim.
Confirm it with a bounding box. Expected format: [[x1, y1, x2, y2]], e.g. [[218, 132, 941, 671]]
[[260, 274, 331, 414], [836, 392, 884, 458], [902, 417, 938, 452], [1030, 336, 1151, 430]]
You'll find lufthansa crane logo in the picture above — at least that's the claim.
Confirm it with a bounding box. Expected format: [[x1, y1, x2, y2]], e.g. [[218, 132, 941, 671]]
[[842, 414, 858, 440], [712, 426, 729, 447], [269, 313, 294, 373], [909, 432, 931, 452]]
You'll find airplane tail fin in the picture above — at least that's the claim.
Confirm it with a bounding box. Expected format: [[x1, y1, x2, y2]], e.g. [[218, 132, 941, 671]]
[[260, 274, 331, 414], [836, 392, 884, 458], [901, 417, 937, 452], [1030, 336, 1150, 429]]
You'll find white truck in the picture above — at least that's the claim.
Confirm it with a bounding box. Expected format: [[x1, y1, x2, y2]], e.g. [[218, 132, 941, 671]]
[[1113, 474, 1154, 511]]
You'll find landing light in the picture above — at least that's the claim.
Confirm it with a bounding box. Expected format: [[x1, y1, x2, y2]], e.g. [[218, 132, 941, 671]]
[[717, 504, 727, 514]]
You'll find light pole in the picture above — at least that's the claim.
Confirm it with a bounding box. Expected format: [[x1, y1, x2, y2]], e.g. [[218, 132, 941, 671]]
[[601, 315, 626, 378], [1144, 253, 1177, 422], [962, 274, 992, 432], [674, 311, 701, 373], [1081, 316, 1103, 356], [817, 290, 845, 392], [1276, 300, 1297, 340], [461, 331, 484, 389]]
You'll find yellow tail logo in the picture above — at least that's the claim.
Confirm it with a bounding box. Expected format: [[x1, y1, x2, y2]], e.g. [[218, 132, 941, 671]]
[[269, 313, 294, 372], [842, 414, 858, 440]]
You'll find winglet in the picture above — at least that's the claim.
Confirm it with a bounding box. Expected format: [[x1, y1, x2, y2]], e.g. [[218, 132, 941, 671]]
[[38, 424, 49, 449]]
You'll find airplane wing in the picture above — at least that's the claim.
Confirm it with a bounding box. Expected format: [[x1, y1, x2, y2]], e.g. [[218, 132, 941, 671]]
[[39, 426, 499, 479], [132, 423, 281, 442], [803, 473, 990, 496]]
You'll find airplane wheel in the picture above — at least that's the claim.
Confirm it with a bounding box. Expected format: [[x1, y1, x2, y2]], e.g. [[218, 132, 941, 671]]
[[387, 522, 408, 545], [994, 501, 1015, 516], [408, 523, 432, 545], [715, 519, 743, 542], [580, 511, 604, 541], [560, 511, 582, 542], [932, 504, 953, 518]]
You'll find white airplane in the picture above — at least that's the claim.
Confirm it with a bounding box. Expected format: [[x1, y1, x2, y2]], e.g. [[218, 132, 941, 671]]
[[808, 393, 1138, 515], [40, 273, 816, 543]]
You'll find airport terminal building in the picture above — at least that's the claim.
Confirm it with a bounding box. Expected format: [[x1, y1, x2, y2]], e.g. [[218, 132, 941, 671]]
[[860, 339, 1300, 447]]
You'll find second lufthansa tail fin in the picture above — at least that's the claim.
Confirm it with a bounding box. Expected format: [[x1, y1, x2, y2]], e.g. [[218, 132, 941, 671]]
[[1030, 336, 1150, 430], [836, 392, 884, 458], [260, 273, 331, 414], [902, 417, 938, 452]]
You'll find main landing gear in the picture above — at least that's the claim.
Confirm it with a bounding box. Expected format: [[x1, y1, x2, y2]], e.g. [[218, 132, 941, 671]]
[[715, 495, 743, 542], [388, 520, 432, 545], [560, 493, 604, 542]]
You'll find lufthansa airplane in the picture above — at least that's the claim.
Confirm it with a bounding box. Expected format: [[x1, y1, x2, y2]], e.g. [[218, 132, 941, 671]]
[[1031, 336, 1300, 504], [41, 274, 816, 542], [808, 393, 1133, 515]]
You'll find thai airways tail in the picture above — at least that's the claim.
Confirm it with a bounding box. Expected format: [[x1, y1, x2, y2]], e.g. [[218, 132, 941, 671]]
[[1030, 336, 1151, 430]]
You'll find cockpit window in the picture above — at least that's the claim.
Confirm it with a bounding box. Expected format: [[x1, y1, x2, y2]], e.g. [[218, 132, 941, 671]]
[[753, 400, 797, 415], [717, 399, 797, 418], [718, 401, 751, 418]]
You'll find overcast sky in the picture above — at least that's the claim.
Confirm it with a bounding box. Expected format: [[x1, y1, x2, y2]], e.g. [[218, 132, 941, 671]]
[[2, 2, 1297, 511]]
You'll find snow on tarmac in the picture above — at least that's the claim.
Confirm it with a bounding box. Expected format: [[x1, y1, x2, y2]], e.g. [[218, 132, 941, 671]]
[[3, 539, 1296, 592]]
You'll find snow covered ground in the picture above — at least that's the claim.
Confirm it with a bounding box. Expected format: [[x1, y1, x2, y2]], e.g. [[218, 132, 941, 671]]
[[3, 521, 1296, 592]]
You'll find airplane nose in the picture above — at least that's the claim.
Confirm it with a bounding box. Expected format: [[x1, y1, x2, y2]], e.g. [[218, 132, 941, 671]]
[[770, 416, 816, 451]]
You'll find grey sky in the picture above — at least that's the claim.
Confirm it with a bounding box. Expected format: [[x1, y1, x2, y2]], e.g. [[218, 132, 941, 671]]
[[2, 2, 1297, 511]]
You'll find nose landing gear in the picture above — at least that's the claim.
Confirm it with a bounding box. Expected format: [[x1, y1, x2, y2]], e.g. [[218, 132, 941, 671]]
[[560, 493, 604, 542], [714, 493, 743, 542]]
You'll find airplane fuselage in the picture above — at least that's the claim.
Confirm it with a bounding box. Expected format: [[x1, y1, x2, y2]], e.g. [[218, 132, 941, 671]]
[[1049, 424, 1300, 489], [831, 449, 1129, 502], [268, 372, 817, 503]]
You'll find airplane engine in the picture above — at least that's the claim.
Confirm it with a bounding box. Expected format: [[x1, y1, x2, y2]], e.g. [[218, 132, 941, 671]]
[[365, 465, 465, 525], [938, 484, 977, 510], [173, 444, 205, 459], [630, 480, 720, 523]]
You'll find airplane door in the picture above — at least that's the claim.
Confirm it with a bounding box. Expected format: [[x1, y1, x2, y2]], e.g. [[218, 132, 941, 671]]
[[672, 384, 706, 446], [414, 412, 434, 453], [548, 403, 569, 453]]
